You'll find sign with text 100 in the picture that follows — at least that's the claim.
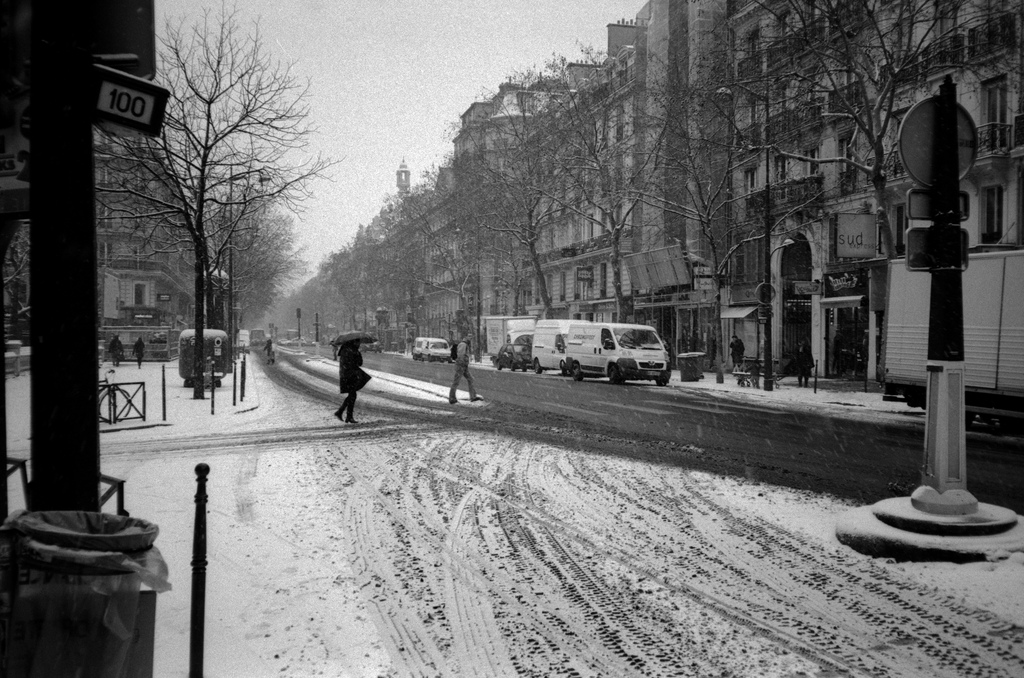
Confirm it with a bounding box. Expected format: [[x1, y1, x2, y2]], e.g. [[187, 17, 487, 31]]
[[92, 64, 169, 137]]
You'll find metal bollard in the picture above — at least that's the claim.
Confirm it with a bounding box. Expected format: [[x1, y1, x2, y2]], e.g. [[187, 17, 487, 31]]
[[240, 355, 246, 402], [162, 364, 167, 421], [210, 360, 215, 415], [190, 463, 209, 678], [232, 357, 237, 406]]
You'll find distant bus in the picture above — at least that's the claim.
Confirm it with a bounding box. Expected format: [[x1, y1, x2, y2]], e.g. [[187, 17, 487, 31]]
[[249, 328, 267, 346]]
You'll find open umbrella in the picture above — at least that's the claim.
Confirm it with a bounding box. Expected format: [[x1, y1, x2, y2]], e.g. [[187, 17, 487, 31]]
[[332, 331, 377, 346]]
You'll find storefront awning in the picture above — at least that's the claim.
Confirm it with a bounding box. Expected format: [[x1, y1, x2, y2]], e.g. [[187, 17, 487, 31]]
[[820, 295, 865, 308], [720, 306, 757, 319]]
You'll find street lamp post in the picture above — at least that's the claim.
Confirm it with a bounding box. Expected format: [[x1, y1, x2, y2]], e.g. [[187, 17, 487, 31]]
[[762, 88, 775, 392]]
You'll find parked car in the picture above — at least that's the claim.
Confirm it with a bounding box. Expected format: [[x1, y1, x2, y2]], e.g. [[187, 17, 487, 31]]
[[491, 342, 532, 371]]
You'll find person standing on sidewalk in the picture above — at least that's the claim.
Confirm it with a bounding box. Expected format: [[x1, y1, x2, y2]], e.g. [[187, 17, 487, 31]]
[[449, 336, 483, 404], [795, 340, 814, 387], [729, 335, 745, 371], [132, 336, 145, 369], [109, 335, 123, 367]]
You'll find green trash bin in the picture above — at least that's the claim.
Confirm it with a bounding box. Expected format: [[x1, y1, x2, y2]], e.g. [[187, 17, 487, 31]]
[[677, 352, 705, 381], [2, 511, 170, 678]]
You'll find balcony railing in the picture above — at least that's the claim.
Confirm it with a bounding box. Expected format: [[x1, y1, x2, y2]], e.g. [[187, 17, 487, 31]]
[[976, 122, 1012, 157], [827, 83, 864, 114], [920, 32, 965, 69], [883, 150, 906, 180], [967, 12, 1016, 58], [745, 175, 824, 215], [1014, 114, 1024, 148], [766, 102, 823, 141]]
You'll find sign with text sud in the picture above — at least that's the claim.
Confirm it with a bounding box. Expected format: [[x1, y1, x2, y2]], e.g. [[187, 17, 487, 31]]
[[835, 213, 876, 259], [575, 266, 594, 283]]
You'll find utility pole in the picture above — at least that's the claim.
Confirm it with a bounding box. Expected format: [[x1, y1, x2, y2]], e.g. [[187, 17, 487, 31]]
[[30, 4, 101, 510]]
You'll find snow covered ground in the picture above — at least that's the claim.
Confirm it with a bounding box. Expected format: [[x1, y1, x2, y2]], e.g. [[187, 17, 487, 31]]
[[5, 354, 1023, 677]]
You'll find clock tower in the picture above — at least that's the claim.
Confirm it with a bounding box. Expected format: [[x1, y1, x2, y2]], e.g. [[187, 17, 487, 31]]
[[396, 160, 410, 194]]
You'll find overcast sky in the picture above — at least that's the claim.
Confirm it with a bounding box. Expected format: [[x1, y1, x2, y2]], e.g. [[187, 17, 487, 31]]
[[156, 0, 640, 275]]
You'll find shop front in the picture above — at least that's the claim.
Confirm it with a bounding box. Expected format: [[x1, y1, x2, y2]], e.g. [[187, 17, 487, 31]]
[[820, 269, 869, 378]]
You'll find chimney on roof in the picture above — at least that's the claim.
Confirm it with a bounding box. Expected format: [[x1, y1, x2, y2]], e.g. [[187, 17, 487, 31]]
[[607, 20, 636, 56]]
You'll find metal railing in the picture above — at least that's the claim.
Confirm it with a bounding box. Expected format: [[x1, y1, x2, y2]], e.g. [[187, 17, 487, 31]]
[[98, 381, 147, 424]]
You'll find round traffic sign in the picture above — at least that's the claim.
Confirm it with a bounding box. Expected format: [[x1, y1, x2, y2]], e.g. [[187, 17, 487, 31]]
[[755, 282, 776, 304], [897, 97, 976, 186]]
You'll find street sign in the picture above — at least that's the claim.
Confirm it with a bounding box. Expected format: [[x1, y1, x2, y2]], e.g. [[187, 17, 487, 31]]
[[897, 97, 976, 186], [755, 282, 776, 304], [906, 189, 969, 220], [905, 226, 969, 271], [792, 280, 821, 295], [92, 64, 168, 137]]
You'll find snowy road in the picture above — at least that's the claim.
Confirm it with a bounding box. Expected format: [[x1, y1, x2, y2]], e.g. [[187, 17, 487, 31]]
[[88, 357, 1024, 677]]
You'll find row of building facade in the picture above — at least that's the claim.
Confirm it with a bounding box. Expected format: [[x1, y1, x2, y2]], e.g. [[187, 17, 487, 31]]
[[370, 0, 1024, 379]]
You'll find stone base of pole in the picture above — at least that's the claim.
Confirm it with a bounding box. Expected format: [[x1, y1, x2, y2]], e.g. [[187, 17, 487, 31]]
[[835, 498, 1022, 563]]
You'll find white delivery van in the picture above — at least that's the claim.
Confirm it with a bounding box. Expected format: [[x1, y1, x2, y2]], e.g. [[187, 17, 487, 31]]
[[412, 336, 448, 361], [565, 322, 671, 386], [531, 319, 574, 375]]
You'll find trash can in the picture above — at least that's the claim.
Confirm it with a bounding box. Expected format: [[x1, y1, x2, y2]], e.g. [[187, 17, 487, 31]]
[[677, 352, 706, 382], [1, 511, 171, 678]]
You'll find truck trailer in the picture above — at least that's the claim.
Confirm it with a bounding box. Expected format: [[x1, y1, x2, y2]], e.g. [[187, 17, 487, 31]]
[[883, 248, 1023, 431]]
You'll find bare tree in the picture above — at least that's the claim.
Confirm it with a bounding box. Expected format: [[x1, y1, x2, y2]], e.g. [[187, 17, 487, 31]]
[[97, 6, 333, 398]]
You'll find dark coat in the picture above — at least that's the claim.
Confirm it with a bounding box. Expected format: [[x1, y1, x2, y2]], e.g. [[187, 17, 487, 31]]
[[796, 344, 814, 372], [132, 338, 145, 357], [338, 342, 370, 393]]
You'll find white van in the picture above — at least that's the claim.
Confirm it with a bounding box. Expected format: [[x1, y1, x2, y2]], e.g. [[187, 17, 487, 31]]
[[412, 336, 449, 361], [565, 322, 671, 386], [531, 319, 574, 375]]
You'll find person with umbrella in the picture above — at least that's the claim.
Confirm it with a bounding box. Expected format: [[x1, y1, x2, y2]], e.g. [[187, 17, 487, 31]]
[[335, 332, 373, 423]]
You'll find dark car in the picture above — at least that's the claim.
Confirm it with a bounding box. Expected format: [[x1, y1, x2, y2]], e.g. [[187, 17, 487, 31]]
[[491, 343, 532, 372]]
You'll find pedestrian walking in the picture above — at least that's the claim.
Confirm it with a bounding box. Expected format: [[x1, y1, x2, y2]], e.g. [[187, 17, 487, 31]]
[[729, 335, 745, 370], [264, 338, 274, 364], [449, 336, 483, 404], [132, 336, 145, 369], [336, 339, 370, 423], [795, 340, 814, 387], [109, 335, 123, 367]]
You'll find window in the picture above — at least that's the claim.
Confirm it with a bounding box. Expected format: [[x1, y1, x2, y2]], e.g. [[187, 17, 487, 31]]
[[803, 147, 819, 176], [773, 155, 787, 182], [559, 271, 566, 302], [746, 29, 760, 56], [983, 186, 1003, 244], [744, 168, 757, 193], [599, 262, 608, 298], [134, 283, 147, 306]]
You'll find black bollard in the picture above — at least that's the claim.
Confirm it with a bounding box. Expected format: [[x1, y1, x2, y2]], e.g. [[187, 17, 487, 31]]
[[241, 355, 246, 402], [814, 360, 818, 394], [232, 357, 237, 407], [210, 360, 215, 415], [190, 463, 209, 678], [162, 364, 167, 421]]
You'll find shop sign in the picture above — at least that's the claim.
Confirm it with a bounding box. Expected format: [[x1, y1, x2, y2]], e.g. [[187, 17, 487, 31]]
[[575, 266, 594, 282], [824, 270, 867, 297], [156, 293, 171, 301], [835, 213, 876, 258], [792, 280, 821, 295]]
